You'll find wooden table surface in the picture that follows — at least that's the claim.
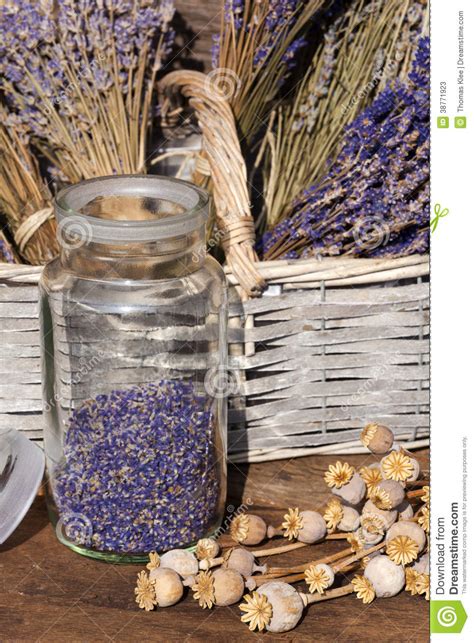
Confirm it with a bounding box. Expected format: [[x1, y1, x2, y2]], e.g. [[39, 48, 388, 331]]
[[0, 450, 429, 642]]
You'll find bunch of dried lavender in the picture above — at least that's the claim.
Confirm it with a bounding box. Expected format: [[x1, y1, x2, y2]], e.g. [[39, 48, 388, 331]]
[[211, 0, 325, 144], [260, 0, 428, 228], [0, 230, 17, 264], [0, 107, 58, 265], [261, 36, 430, 261], [0, 0, 175, 184]]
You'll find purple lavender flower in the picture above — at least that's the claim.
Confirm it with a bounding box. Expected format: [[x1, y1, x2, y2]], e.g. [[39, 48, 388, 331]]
[[211, 33, 221, 68], [0, 235, 16, 264], [213, 0, 307, 73], [0, 1, 175, 139], [53, 380, 220, 553], [262, 36, 430, 260], [254, 0, 301, 67], [224, 0, 244, 29]]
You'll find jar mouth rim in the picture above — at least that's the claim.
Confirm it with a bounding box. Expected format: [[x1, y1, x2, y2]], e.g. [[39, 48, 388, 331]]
[[55, 175, 209, 244]]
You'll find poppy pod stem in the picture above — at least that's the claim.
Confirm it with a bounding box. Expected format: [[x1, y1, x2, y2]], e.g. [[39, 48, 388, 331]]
[[332, 542, 385, 573], [266, 525, 284, 538], [248, 554, 363, 589], [406, 479, 430, 487], [406, 489, 426, 499], [267, 544, 358, 576], [250, 571, 306, 587], [200, 541, 309, 571], [300, 583, 355, 607], [199, 556, 224, 570], [246, 544, 360, 588], [251, 541, 309, 557], [261, 530, 347, 548], [326, 533, 350, 540]]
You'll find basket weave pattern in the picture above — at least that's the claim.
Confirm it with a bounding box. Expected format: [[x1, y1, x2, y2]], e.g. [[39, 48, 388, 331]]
[[0, 72, 429, 461], [226, 256, 429, 462]]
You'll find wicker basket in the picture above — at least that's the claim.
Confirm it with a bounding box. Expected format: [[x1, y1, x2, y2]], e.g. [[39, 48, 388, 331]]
[[0, 71, 429, 462]]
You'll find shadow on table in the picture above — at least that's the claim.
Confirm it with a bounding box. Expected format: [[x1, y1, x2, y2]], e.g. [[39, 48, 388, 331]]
[[0, 495, 49, 552]]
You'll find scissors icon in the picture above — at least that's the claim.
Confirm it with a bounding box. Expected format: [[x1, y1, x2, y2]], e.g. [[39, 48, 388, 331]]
[[430, 203, 449, 233]]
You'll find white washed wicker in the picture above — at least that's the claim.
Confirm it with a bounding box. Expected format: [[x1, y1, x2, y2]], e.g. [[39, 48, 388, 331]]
[[0, 70, 429, 462], [0, 254, 429, 462], [225, 255, 429, 462]]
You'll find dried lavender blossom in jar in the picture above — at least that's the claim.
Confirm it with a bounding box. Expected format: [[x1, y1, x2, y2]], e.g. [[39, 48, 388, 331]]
[[53, 381, 220, 554], [40, 176, 227, 563]]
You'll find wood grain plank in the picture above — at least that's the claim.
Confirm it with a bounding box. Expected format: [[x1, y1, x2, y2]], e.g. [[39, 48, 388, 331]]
[[0, 451, 429, 641]]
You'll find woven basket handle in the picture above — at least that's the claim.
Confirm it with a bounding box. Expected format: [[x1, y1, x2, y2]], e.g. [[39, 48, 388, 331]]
[[159, 70, 265, 297]]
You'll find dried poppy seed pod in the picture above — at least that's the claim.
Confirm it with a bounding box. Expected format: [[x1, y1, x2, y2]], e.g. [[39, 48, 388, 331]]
[[191, 571, 215, 608], [364, 555, 405, 598], [195, 538, 220, 561], [352, 525, 385, 546], [371, 479, 405, 510], [324, 499, 360, 532], [398, 499, 414, 520], [213, 568, 245, 606], [359, 463, 383, 495], [304, 563, 335, 594], [266, 524, 279, 539], [361, 529, 384, 545], [160, 549, 199, 578], [342, 498, 365, 513], [362, 547, 382, 567], [230, 513, 267, 545], [361, 518, 386, 539], [148, 567, 183, 607], [270, 508, 326, 544], [393, 447, 422, 482], [254, 581, 304, 633], [380, 450, 417, 484], [407, 459, 421, 482], [338, 506, 360, 532], [413, 552, 429, 574], [296, 510, 327, 544], [224, 547, 267, 578], [332, 472, 366, 505], [362, 499, 397, 532], [386, 521, 426, 553], [360, 423, 394, 454]]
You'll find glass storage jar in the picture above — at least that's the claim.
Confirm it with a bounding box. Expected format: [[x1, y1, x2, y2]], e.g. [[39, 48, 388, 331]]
[[40, 176, 228, 562]]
